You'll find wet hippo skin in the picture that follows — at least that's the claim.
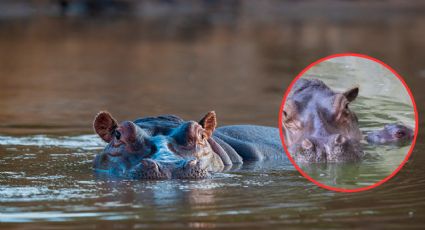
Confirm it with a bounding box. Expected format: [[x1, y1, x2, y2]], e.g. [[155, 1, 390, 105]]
[[282, 79, 414, 163], [283, 79, 364, 163], [366, 123, 414, 146], [93, 111, 287, 179]]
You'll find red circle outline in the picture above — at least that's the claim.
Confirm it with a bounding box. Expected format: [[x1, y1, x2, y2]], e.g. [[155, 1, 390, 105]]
[[278, 53, 419, 193]]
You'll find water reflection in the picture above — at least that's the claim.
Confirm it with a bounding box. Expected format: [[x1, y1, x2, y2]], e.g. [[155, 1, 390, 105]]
[[1, 134, 424, 228]]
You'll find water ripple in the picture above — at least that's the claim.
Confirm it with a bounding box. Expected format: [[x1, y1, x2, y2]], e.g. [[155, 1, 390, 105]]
[[0, 135, 104, 150]]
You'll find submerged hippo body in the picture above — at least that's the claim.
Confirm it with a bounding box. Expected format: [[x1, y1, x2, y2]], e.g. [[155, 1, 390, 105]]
[[366, 123, 414, 146], [282, 79, 364, 163], [93, 111, 286, 179]]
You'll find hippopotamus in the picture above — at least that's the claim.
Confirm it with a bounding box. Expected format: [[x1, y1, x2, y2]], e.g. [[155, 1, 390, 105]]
[[282, 79, 364, 163], [92, 111, 286, 179], [282, 79, 415, 163], [366, 123, 414, 146]]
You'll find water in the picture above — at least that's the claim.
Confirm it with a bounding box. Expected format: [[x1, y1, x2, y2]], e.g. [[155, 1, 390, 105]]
[[1, 1, 425, 229], [299, 57, 416, 189], [2, 135, 422, 229]]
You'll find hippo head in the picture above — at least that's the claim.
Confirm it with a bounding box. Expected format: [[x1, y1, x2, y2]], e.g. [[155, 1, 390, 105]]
[[93, 111, 224, 179], [283, 79, 363, 163], [366, 123, 414, 145]]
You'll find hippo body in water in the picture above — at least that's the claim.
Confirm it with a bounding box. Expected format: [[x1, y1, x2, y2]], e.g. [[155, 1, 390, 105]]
[[93, 111, 286, 179], [283, 79, 414, 163], [282, 79, 364, 163], [366, 123, 414, 146]]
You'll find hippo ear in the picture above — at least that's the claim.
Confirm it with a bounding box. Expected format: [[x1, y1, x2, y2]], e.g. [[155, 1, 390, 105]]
[[199, 111, 217, 138], [93, 111, 118, 143], [343, 86, 359, 102]]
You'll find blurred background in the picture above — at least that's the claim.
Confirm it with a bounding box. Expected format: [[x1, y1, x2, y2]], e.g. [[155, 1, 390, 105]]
[[0, 0, 424, 135]]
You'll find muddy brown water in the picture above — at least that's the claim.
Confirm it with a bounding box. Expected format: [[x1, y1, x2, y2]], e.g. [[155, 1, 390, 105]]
[[1, 1, 425, 229]]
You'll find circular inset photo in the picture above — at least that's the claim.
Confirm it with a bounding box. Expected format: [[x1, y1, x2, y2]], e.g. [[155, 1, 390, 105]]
[[279, 53, 418, 192]]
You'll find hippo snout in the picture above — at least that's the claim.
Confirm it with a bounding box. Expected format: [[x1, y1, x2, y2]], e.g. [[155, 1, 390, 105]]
[[366, 123, 414, 146], [333, 134, 347, 145], [301, 138, 313, 150], [293, 138, 324, 163], [129, 159, 171, 179], [326, 134, 363, 162], [366, 132, 382, 144], [93, 152, 131, 174], [327, 134, 350, 154], [174, 159, 209, 179], [291, 135, 363, 163], [125, 158, 210, 180]]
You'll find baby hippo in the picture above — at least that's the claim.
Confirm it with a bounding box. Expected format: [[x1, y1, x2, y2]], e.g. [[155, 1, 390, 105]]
[[366, 123, 414, 146]]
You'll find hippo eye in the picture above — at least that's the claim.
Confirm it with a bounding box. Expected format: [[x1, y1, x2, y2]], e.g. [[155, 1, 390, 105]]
[[114, 130, 121, 140], [395, 130, 405, 138], [199, 133, 208, 145]]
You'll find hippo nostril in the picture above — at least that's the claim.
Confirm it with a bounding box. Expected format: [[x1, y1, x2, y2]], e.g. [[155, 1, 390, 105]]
[[301, 138, 313, 150], [141, 159, 159, 170], [187, 159, 198, 168], [334, 134, 346, 145]]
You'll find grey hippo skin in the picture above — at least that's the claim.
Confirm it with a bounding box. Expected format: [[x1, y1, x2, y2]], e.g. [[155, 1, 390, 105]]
[[282, 79, 364, 163], [366, 123, 414, 146], [92, 111, 287, 179]]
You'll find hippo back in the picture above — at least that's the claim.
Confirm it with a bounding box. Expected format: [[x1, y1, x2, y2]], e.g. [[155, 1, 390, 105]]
[[213, 125, 287, 162]]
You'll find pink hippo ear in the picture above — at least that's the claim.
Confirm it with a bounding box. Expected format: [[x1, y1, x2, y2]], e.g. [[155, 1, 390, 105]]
[[199, 111, 217, 139], [93, 111, 118, 143]]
